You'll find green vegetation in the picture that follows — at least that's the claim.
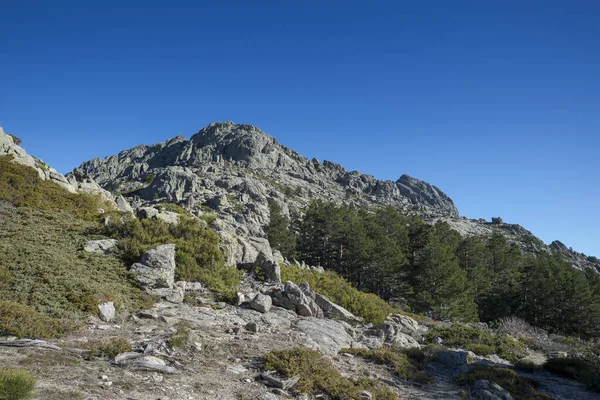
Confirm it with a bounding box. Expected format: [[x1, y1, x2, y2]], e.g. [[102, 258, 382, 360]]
[[0, 155, 112, 220], [0, 301, 79, 339], [0, 206, 153, 324], [281, 264, 394, 324], [198, 213, 217, 224], [273, 199, 600, 337], [0, 368, 36, 400], [342, 347, 431, 384], [263, 348, 397, 399], [143, 174, 155, 184], [456, 366, 553, 400], [170, 322, 192, 349], [84, 337, 131, 359], [266, 200, 297, 260], [159, 202, 187, 215], [544, 357, 600, 392], [426, 325, 527, 362], [103, 215, 240, 300]]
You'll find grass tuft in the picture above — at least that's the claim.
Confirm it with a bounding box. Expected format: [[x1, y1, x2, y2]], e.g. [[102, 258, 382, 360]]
[[0, 368, 36, 400]]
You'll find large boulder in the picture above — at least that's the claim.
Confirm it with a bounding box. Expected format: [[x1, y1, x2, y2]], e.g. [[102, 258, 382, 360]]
[[315, 293, 362, 326], [250, 294, 272, 313], [130, 244, 176, 289], [296, 317, 358, 355]]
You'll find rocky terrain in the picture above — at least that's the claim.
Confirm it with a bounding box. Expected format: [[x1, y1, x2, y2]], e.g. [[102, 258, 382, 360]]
[[71, 121, 599, 272], [1, 125, 599, 400]]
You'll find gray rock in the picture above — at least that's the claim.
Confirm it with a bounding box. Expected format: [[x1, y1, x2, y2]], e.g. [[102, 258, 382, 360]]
[[115, 195, 134, 213], [315, 293, 362, 326], [436, 350, 470, 375], [130, 244, 176, 289], [471, 379, 514, 400], [98, 302, 115, 322], [295, 317, 356, 355], [245, 321, 259, 333], [250, 294, 272, 313], [165, 281, 186, 303], [84, 239, 118, 255]]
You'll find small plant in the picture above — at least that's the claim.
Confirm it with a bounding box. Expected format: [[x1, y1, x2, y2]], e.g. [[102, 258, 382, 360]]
[[170, 322, 192, 350], [456, 366, 553, 400], [465, 343, 495, 356], [85, 338, 131, 359], [143, 174, 155, 184], [159, 202, 187, 215], [0, 368, 36, 400], [514, 360, 539, 373], [198, 213, 217, 225]]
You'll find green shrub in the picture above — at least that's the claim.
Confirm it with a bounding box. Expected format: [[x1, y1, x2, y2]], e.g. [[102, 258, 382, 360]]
[[170, 322, 192, 350], [0, 155, 112, 221], [0, 368, 36, 400], [0, 301, 79, 339], [85, 337, 131, 359], [198, 213, 217, 224], [342, 347, 432, 384], [0, 206, 153, 319], [159, 202, 186, 215], [263, 348, 397, 399], [104, 215, 240, 300], [544, 357, 600, 392], [456, 366, 553, 400], [514, 360, 539, 373], [465, 343, 495, 356], [426, 325, 527, 362], [281, 264, 394, 324]]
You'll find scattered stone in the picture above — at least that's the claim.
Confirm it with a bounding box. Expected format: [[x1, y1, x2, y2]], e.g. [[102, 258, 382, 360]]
[[98, 302, 115, 322], [130, 244, 176, 289], [245, 322, 259, 333], [315, 293, 361, 325], [84, 239, 118, 255], [250, 294, 272, 313]]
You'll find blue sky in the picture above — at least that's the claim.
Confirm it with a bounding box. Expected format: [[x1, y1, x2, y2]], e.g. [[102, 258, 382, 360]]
[[1, 1, 598, 256]]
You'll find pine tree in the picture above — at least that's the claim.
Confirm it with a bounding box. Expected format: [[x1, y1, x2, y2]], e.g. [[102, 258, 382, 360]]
[[266, 200, 297, 260], [412, 222, 478, 322]]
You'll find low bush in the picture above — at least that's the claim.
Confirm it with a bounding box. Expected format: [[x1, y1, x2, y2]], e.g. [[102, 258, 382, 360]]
[[158, 202, 187, 215], [514, 360, 540, 373], [84, 337, 131, 359], [0, 206, 153, 319], [465, 343, 495, 356], [493, 316, 544, 339], [8, 134, 22, 146], [426, 324, 527, 362], [342, 347, 432, 384], [544, 357, 600, 392], [0, 155, 112, 221], [0, 301, 79, 339], [0, 368, 36, 400], [263, 348, 397, 399], [170, 322, 192, 350], [456, 366, 553, 400], [281, 264, 395, 324], [103, 215, 241, 300]]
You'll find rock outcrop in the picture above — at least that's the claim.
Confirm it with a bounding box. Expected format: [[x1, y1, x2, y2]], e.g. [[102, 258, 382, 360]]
[[130, 244, 177, 289]]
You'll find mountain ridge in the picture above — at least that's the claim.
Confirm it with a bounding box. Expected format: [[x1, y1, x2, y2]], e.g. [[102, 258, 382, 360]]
[[70, 121, 598, 273]]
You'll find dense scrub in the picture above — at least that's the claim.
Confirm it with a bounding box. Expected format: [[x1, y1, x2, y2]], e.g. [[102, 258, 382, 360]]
[[268, 199, 600, 337], [0, 206, 153, 322], [544, 356, 600, 392], [0, 301, 79, 339], [103, 215, 241, 300], [281, 264, 394, 324], [263, 348, 397, 399]]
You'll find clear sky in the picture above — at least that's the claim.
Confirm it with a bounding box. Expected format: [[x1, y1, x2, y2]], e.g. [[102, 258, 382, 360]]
[[1, 1, 598, 256]]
